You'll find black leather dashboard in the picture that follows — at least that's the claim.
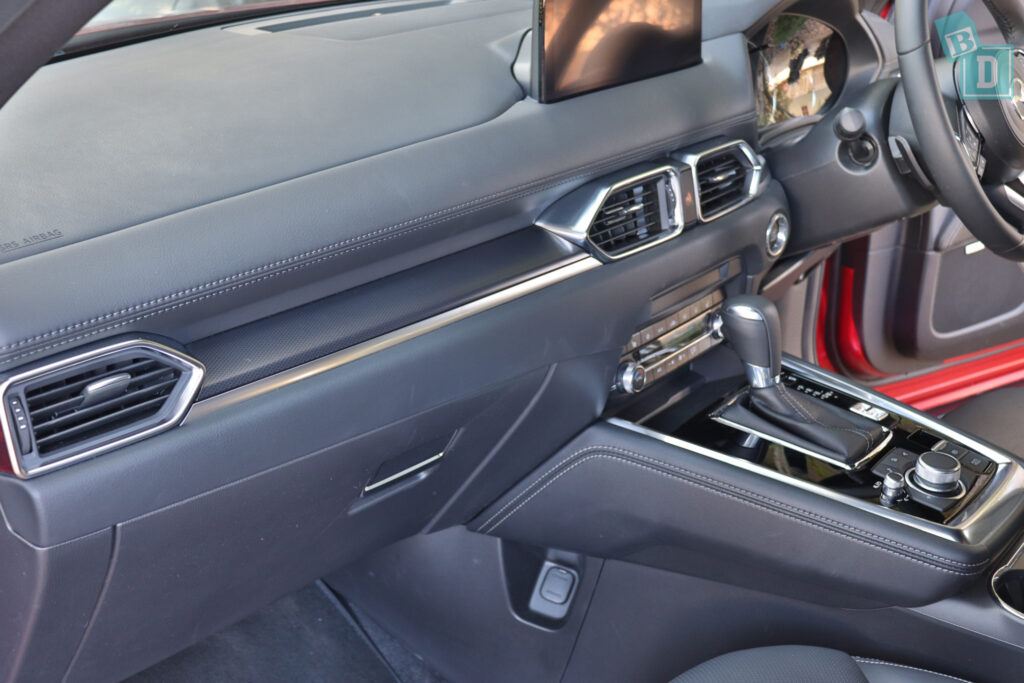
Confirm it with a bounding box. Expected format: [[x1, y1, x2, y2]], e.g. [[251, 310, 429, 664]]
[[0, 0, 763, 373]]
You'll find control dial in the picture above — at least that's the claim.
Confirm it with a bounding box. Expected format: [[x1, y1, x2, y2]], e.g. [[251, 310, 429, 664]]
[[912, 451, 961, 494], [616, 362, 647, 394]]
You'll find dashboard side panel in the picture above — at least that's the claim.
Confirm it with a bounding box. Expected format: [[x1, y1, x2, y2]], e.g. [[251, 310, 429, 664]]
[[0, 185, 787, 549]]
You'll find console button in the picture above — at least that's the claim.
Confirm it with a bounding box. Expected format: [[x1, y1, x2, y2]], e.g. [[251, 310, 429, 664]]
[[871, 448, 916, 478], [932, 440, 968, 459], [960, 452, 994, 475], [934, 440, 994, 474]]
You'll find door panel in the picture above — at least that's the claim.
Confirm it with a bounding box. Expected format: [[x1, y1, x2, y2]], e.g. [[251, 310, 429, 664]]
[[892, 208, 1024, 361]]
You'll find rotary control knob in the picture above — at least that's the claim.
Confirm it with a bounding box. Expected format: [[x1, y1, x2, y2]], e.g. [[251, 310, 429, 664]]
[[616, 362, 647, 394], [912, 451, 961, 494]]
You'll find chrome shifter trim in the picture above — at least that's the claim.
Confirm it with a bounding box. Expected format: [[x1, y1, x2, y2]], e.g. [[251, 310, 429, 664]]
[[711, 410, 892, 472], [745, 364, 778, 389]]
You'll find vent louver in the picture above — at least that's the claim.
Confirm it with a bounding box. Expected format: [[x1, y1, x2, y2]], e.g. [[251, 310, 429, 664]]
[[687, 141, 762, 222], [1, 341, 204, 477], [587, 171, 679, 257]]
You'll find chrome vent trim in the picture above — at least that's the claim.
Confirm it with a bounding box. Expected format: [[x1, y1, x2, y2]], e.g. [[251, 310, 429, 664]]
[[0, 340, 204, 478], [676, 140, 764, 222], [537, 163, 685, 261]]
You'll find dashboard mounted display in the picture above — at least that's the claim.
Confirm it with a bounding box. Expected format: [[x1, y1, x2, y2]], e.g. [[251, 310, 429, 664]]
[[534, 0, 702, 103]]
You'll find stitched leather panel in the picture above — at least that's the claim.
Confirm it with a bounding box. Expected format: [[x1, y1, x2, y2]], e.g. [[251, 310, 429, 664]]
[[0, 26, 756, 371], [473, 421, 999, 607]]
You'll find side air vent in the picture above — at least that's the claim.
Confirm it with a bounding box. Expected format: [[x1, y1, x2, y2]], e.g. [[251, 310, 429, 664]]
[[1, 340, 204, 477], [587, 172, 678, 257], [680, 141, 763, 222], [536, 164, 686, 262]]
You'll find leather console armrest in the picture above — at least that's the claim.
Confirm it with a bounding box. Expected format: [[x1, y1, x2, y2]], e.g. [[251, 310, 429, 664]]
[[471, 421, 999, 608]]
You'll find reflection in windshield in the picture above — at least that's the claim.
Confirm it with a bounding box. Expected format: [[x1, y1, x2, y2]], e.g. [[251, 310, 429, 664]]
[[81, 0, 317, 33], [755, 15, 842, 127]]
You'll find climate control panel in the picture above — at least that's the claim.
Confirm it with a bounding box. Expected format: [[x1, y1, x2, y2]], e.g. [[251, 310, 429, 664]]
[[616, 290, 723, 393]]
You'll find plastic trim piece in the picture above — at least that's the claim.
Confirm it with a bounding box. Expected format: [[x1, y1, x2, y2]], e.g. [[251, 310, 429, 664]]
[[609, 355, 1023, 543], [188, 255, 602, 419], [0, 339, 205, 478]]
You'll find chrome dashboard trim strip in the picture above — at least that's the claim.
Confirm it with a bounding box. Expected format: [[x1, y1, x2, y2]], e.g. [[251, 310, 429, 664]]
[[0, 339, 205, 478], [188, 254, 601, 419], [606, 354, 1024, 544], [363, 451, 444, 493]]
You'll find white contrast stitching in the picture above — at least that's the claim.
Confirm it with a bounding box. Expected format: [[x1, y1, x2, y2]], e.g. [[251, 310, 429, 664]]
[[0, 113, 755, 363], [853, 658, 973, 682], [479, 445, 986, 574], [776, 384, 873, 448]]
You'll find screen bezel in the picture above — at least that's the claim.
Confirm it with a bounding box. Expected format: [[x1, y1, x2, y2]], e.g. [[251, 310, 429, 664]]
[[532, 0, 703, 103]]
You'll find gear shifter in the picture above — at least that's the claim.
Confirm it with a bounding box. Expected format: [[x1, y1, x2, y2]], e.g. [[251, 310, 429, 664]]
[[720, 295, 782, 388], [717, 295, 889, 469]]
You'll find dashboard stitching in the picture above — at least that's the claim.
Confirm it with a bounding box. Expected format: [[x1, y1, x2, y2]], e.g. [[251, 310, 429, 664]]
[[480, 445, 987, 572], [0, 112, 756, 365]]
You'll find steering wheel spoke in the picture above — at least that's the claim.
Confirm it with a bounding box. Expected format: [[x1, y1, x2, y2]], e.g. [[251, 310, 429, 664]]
[[895, 0, 1024, 260]]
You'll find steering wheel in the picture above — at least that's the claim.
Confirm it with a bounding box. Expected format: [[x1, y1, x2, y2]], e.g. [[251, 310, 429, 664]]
[[895, 0, 1024, 260]]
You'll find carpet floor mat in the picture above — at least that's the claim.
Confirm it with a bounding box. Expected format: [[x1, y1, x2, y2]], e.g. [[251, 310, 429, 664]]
[[126, 582, 397, 683]]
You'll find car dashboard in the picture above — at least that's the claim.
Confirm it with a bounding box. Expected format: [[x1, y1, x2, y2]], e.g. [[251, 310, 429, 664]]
[[0, 0, 920, 681]]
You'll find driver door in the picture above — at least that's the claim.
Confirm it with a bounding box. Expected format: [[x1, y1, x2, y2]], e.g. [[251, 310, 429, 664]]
[[816, 0, 1024, 412]]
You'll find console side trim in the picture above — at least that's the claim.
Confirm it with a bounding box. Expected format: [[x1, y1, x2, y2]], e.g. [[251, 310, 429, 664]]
[[187, 254, 601, 419]]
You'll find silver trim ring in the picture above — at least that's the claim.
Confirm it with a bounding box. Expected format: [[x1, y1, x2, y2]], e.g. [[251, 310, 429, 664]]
[[675, 140, 765, 223], [765, 213, 790, 257], [0, 339, 205, 478]]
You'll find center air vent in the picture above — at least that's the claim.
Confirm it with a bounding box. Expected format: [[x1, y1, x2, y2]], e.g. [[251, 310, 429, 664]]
[[587, 172, 678, 257], [681, 141, 763, 222], [1, 340, 204, 478], [536, 163, 687, 261]]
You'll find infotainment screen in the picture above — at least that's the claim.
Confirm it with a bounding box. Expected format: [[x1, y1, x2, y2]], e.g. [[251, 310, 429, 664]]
[[534, 0, 702, 103]]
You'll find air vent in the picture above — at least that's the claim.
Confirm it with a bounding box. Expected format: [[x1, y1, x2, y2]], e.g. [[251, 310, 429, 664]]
[[587, 169, 682, 258], [536, 164, 685, 261], [682, 141, 763, 222], [1, 340, 204, 477]]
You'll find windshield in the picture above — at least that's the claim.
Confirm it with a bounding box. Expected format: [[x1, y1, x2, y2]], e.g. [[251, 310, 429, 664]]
[[79, 0, 337, 34]]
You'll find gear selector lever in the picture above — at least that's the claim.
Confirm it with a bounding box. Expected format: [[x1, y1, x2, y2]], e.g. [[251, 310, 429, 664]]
[[719, 295, 783, 388], [715, 295, 889, 470]]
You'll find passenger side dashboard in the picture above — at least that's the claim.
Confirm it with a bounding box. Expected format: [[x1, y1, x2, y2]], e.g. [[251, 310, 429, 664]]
[[0, 2, 797, 680]]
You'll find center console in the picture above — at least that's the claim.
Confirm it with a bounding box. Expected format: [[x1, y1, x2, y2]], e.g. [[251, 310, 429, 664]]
[[623, 356, 1015, 542], [474, 292, 1024, 610], [617, 294, 1016, 541]]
